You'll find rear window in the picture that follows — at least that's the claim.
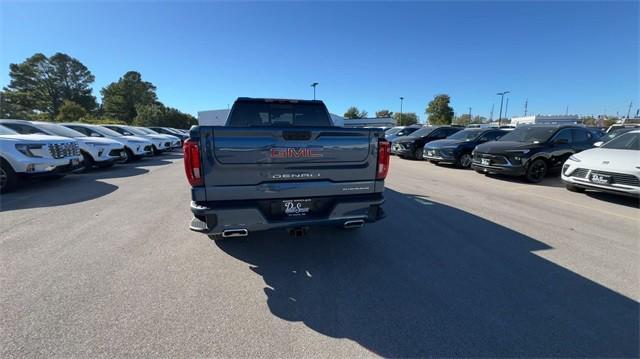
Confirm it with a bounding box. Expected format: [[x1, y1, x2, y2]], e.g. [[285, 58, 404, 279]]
[[227, 101, 332, 127]]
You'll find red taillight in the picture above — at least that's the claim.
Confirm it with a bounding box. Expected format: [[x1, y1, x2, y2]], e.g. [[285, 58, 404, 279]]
[[376, 140, 391, 180], [183, 139, 203, 186]]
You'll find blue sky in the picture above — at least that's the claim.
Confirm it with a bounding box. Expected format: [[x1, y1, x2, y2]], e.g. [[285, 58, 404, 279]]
[[1, 1, 638, 121]]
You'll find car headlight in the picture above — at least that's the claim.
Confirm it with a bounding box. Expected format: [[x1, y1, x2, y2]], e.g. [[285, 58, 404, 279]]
[[568, 155, 581, 162], [15, 144, 45, 158], [506, 149, 530, 154]]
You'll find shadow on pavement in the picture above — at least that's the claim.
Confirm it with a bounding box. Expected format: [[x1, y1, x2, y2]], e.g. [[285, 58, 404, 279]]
[[484, 172, 565, 188], [215, 189, 639, 357], [584, 190, 640, 209]]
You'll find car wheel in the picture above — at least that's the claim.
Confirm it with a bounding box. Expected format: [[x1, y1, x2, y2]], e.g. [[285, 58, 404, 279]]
[[0, 160, 17, 194], [565, 184, 586, 193], [152, 145, 161, 156], [80, 152, 95, 171], [457, 153, 473, 169], [525, 159, 548, 183], [119, 148, 134, 163], [413, 148, 424, 160]]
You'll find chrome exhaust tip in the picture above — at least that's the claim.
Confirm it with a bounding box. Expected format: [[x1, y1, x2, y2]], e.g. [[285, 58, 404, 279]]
[[222, 229, 249, 238], [344, 220, 365, 229]]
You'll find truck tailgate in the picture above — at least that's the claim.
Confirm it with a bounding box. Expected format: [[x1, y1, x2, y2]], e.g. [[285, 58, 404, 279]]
[[196, 126, 383, 200]]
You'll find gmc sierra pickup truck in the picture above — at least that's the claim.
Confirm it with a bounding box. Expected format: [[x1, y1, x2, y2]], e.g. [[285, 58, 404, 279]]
[[184, 98, 390, 239]]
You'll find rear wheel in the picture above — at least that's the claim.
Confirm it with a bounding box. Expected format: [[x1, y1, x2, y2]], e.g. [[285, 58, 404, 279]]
[[457, 153, 473, 169], [565, 184, 586, 193], [152, 145, 161, 156], [525, 159, 548, 183], [0, 160, 17, 193]]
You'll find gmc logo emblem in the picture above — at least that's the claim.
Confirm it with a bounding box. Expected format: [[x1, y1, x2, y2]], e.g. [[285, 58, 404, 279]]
[[270, 148, 323, 158]]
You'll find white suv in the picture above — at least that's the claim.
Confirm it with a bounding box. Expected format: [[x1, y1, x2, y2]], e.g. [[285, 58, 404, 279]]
[[102, 125, 172, 155], [0, 120, 126, 170], [0, 124, 81, 193], [134, 127, 182, 150], [60, 123, 153, 163]]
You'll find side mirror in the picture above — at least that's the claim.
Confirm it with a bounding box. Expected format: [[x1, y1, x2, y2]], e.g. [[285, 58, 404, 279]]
[[593, 141, 603, 147]]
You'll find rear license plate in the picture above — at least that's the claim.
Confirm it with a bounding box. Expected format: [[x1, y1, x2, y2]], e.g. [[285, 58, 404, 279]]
[[481, 158, 490, 165], [590, 173, 611, 184], [281, 199, 312, 217]]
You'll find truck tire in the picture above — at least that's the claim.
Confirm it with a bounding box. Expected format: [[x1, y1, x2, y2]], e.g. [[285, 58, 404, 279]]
[[0, 160, 17, 194]]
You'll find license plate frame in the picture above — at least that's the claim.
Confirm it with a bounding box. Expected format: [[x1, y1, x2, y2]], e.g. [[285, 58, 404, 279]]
[[281, 198, 312, 217], [590, 173, 611, 185]]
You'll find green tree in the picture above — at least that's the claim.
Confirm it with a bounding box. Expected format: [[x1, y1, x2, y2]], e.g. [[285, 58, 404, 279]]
[[133, 103, 197, 129], [393, 112, 418, 125], [375, 109, 393, 118], [101, 71, 157, 122], [55, 100, 88, 122], [2, 53, 97, 119], [425, 94, 454, 125], [344, 106, 368, 119], [453, 114, 472, 126]]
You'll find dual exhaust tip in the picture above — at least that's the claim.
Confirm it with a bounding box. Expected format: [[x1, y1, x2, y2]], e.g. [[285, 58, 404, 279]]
[[221, 219, 364, 238]]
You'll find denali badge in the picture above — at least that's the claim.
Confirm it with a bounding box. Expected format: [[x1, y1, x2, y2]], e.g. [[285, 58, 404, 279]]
[[270, 148, 323, 158], [271, 173, 321, 179]]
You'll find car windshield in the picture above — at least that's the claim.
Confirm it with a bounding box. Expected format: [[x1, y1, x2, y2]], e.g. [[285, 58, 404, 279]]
[[123, 126, 148, 136], [498, 126, 557, 143], [95, 126, 124, 137], [604, 127, 636, 141], [407, 127, 434, 138], [0, 124, 18, 135], [601, 132, 639, 150], [137, 127, 158, 134], [447, 129, 483, 141], [36, 123, 85, 138], [385, 127, 403, 136]]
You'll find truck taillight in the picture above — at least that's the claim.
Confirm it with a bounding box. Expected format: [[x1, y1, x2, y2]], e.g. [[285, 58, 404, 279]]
[[376, 140, 390, 180], [183, 139, 203, 186]]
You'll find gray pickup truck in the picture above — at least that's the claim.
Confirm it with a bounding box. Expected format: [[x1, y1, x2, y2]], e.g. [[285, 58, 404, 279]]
[[184, 97, 390, 239]]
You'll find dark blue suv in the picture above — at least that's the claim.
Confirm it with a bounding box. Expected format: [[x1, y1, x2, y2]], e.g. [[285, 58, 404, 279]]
[[424, 128, 508, 168]]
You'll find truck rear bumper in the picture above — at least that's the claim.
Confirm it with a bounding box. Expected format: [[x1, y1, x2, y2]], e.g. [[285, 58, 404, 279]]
[[189, 193, 385, 235]]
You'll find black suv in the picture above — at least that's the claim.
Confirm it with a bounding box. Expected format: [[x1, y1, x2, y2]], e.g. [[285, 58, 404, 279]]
[[391, 126, 463, 160], [424, 128, 508, 168], [472, 125, 596, 182]]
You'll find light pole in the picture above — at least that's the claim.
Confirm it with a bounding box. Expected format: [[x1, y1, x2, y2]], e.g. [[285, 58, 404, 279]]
[[468, 107, 472, 124], [496, 91, 510, 126], [399, 97, 404, 125], [310, 82, 319, 100]]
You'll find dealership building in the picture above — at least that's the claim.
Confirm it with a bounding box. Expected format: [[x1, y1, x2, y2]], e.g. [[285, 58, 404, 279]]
[[510, 115, 581, 126]]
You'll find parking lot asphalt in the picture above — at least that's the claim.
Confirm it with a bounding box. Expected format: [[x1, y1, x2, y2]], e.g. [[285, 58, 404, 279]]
[[1, 154, 638, 358]]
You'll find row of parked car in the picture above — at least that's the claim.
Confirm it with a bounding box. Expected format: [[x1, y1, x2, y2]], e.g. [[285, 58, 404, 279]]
[[0, 119, 190, 193], [385, 124, 640, 197]]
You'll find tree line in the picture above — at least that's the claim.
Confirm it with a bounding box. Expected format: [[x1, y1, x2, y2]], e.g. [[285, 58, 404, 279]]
[[343, 94, 455, 126], [0, 52, 196, 129]]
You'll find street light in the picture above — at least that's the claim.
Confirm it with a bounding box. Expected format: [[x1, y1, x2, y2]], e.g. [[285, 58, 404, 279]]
[[310, 82, 319, 100], [496, 91, 510, 126], [399, 97, 404, 125]]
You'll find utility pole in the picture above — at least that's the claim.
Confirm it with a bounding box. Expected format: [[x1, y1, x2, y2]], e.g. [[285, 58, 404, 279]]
[[490, 104, 494, 121], [626, 101, 633, 119], [399, 97, 404, 125], [565, 106, 569, 116], [524, 99, 528, 116], [496, 91, 510, 126], [310, 82, 319, 100], [504, 98, 510, 121], [468, 107, 472, 123]]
